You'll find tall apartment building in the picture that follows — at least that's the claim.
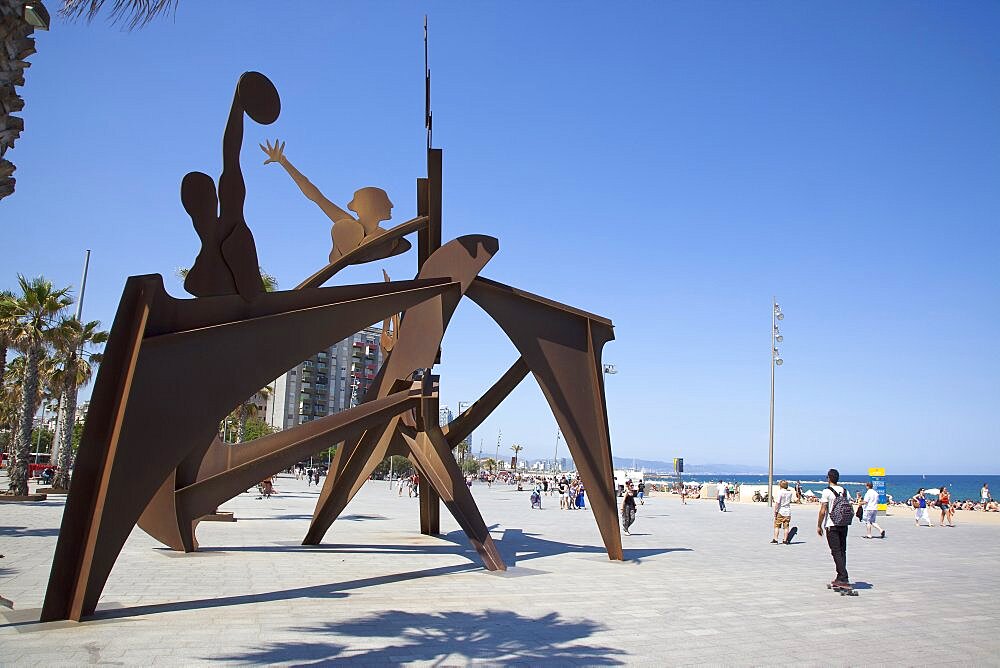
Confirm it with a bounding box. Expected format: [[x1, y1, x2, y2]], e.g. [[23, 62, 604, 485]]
[[438, 406, 454, 428], [267, 326, 385, 431]]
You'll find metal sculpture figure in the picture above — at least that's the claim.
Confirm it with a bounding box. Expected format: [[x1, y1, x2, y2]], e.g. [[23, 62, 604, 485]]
[[42, 47, 621, 623], [260, 139, 411, 264], [183, 71, 276, 300]]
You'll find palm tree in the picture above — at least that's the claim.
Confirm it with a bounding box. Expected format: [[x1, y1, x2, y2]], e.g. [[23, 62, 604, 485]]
[[0, 290, 16, 384], [59, 0, 178, 29], [0, 354, 58, 433], [233, 385, 271, 444], [455, 439, 471, 463], [176, 266, 278, 293], [50, 318, 108, 489], [483, 458, 497, 475], [511, 443, 524, 470], [6, 276, 73, 495]]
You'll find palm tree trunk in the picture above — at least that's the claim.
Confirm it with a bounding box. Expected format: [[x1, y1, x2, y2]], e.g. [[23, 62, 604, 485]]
[[8, 344, 39, 496], [0, 340, 7, 383], [49, 394, 63, 472], [53, 371, 78, 490], [235, 402, 249, 444]]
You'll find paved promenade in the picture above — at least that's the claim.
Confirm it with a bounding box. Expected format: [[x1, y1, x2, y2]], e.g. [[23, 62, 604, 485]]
[[2, 475, 999, 666]]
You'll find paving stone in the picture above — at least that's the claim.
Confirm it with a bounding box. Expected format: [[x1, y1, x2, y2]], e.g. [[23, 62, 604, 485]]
[[2, 475, 1000, 664]]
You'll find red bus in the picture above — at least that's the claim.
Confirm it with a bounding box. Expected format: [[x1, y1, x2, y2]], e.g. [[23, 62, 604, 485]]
[[1, 452, 55, 477]]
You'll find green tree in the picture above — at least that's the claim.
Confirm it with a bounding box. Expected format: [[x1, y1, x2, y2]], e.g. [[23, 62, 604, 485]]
[[455, 438, 471, 463], [231, 384, 272, 444], [176, 266, 278, 292], [29, 426, 54, 453], [241, 416, 275, 442], [71, 421, 84, 452], [373, 454, 413, 479], [6, 276, 72, 495], [1, 353, 58, 433], [460, 458, 480, 476], [50, 317, 108, 489], [482, 457, 497, 475], [0, 289, 16, 384]]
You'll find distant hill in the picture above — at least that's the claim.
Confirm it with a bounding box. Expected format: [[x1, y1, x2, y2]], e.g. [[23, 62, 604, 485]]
[[612, 457, 767, 475], [518, 456, 768, 475]]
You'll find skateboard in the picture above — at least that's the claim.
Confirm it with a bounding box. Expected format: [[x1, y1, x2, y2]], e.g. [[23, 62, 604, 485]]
[[826, 582, 859, 596], [784, 526, 797, 544]]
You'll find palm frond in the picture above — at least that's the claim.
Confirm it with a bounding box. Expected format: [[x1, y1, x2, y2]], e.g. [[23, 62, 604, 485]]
[[59, 0, 178, 30]]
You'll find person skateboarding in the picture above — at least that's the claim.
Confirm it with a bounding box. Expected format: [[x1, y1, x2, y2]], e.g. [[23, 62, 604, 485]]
[[818, 468, 857, 595]]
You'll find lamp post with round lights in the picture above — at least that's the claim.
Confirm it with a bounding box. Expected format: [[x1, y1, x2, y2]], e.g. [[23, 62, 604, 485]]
[[768, 298, 784, 507]]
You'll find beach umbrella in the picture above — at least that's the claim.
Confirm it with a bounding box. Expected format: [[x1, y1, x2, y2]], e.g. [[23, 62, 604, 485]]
[[924, 488, 940, 496], [804, 490, 816, 497]]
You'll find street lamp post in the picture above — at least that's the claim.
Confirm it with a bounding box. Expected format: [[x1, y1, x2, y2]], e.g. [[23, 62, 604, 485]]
[[553, 429, 561, 472], [768, 298, 785, 507]]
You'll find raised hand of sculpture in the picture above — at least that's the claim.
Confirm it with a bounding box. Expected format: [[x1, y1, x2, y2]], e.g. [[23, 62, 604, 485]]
[[183, 71, 278, 301], [260, 139, 411, 263]]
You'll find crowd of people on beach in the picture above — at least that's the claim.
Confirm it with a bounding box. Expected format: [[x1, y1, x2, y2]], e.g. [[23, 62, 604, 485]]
[[524, 474, 590, 511], [292, 464, 325, 487]]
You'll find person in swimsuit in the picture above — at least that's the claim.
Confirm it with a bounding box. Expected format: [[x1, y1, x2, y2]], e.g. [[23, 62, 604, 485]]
[[938, 486, 955, 527]]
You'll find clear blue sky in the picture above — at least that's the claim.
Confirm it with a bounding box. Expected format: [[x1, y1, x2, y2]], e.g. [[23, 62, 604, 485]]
[[3, 2, 998, 473]]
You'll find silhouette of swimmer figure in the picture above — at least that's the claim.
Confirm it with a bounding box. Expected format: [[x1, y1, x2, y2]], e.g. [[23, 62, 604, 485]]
[[259, 139, 411, 264], [182, 172, 236, 296], [184, 71, 279, 300]]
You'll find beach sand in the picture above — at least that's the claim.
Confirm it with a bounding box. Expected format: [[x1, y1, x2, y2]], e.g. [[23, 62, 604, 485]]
[[655, 492, 1000, 525]]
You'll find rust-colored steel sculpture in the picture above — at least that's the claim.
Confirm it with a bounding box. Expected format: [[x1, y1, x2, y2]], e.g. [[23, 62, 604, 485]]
[[43, 57, 620, 622]]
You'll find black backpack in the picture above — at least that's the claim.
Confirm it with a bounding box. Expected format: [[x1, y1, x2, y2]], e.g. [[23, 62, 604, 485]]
[[827, 486, 854, 526]]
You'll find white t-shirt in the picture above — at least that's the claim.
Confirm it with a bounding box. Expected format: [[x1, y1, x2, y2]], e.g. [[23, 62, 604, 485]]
[[775, 489, 794, 517], [820, 484, 847, 529], [983, 487, 990, 501], [717, 483, 727, 497], [863, 488, 879, 511]]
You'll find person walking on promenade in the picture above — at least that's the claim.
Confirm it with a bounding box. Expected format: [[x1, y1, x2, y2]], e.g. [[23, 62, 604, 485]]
[[716, 480, 728, 512], [913, 489, 934, 526], [938, 486, 955, 527], [818, 468, 852, 590], [621, 480, 637, 535], [637, 479, 646, 505], [861, 482, 885, 539], [982, 483, 992, 509], [772, 480, 794, 544]]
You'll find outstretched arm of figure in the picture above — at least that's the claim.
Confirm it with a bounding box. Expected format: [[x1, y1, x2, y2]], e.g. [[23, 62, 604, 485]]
[[260, 140, 352, 223], [218, 90, 248, 219]]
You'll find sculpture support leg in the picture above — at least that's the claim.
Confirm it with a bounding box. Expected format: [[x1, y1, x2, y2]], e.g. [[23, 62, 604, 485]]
[[419, 476, 441, 535], [406, 430, 505, 571], [467, 276, 623, 561]]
